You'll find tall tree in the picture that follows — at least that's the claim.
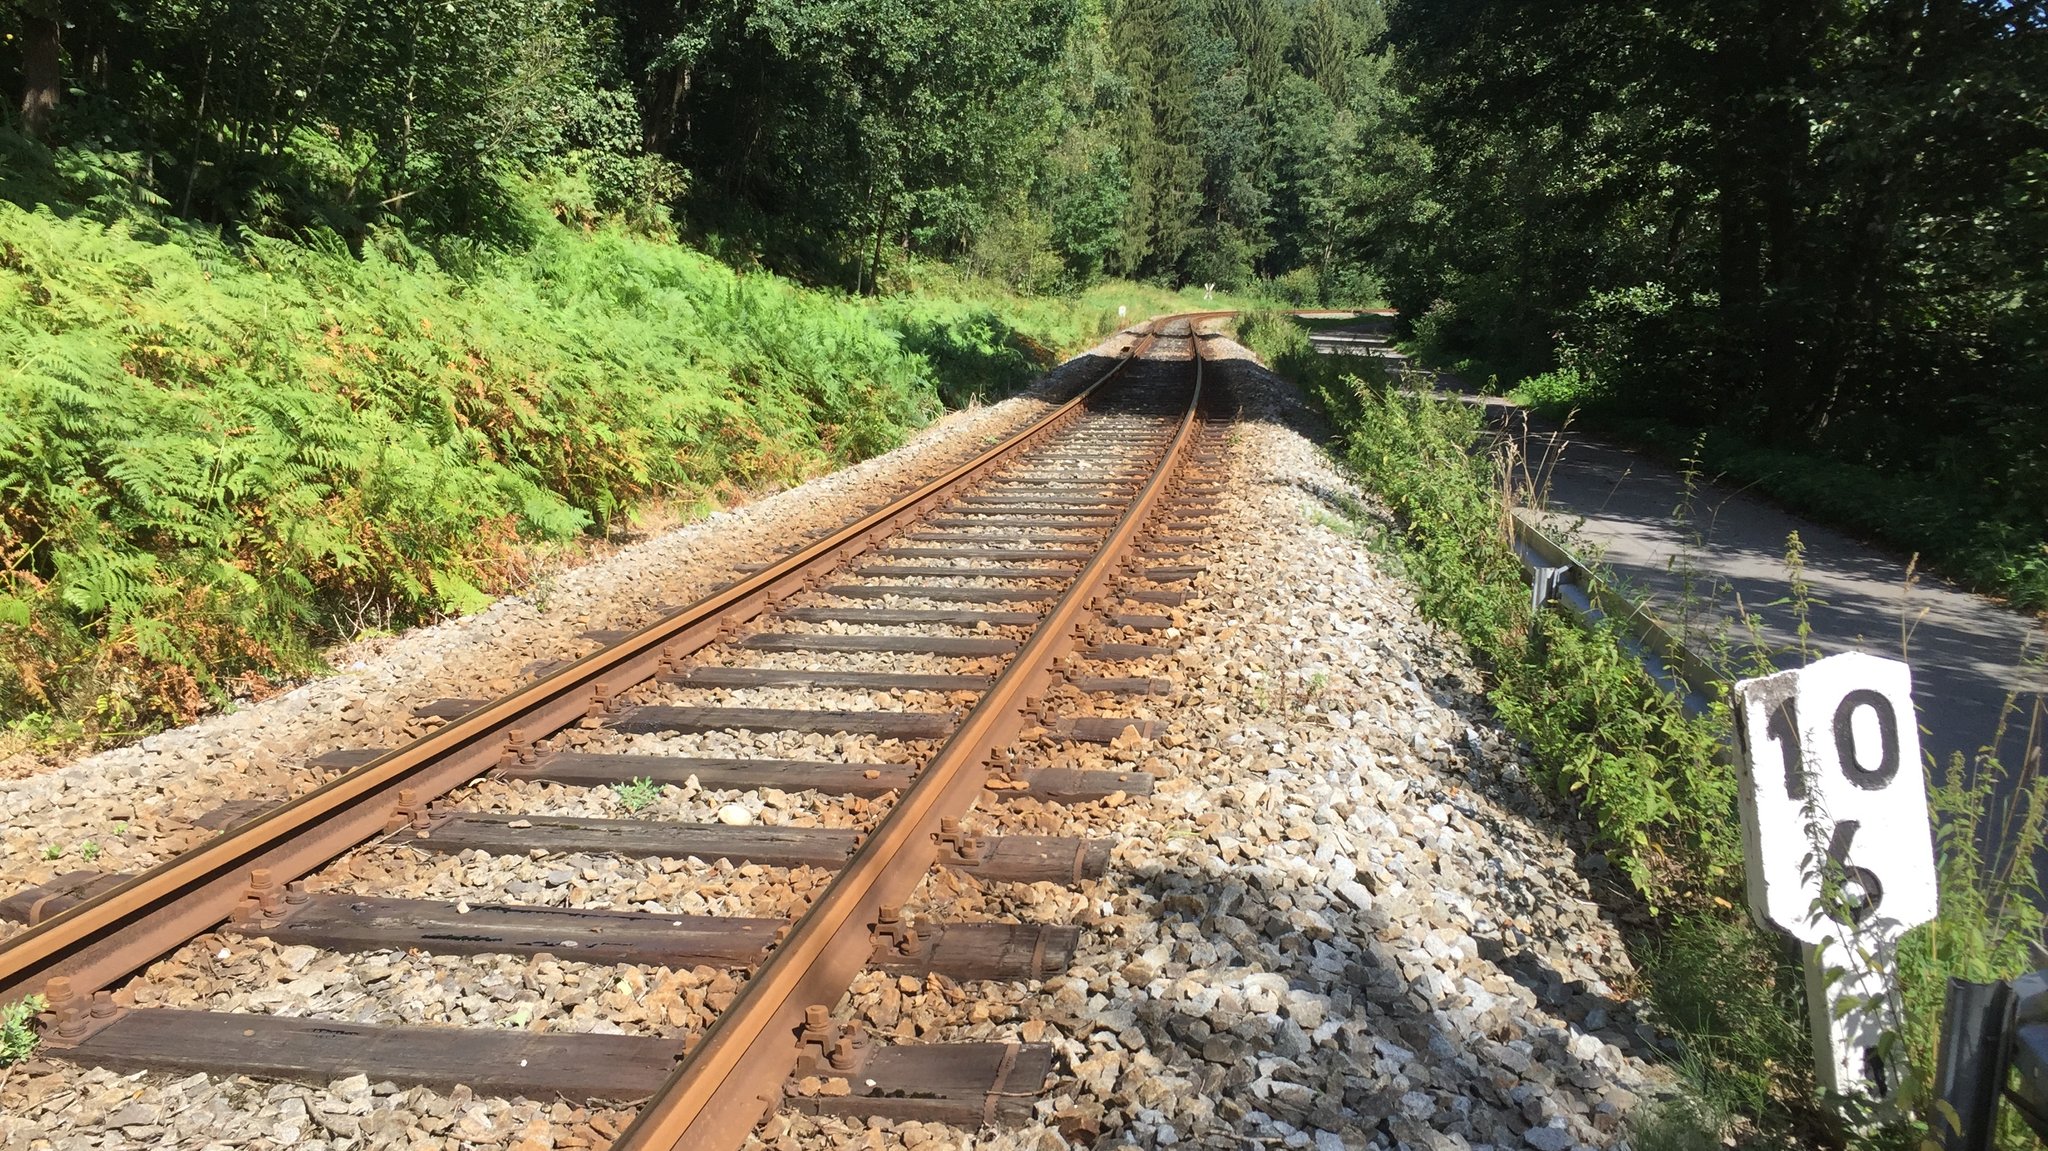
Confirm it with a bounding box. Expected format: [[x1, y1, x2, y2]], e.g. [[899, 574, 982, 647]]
[[12, 0, 62, 137], [1352, 0, 2047, 527]]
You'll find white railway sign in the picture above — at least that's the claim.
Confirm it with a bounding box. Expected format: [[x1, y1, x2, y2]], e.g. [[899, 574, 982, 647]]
[[1733, 652, 1937, 1097]]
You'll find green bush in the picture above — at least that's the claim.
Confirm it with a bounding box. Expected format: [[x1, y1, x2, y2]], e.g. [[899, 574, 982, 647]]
[[0, 195, 946, 735], [874, 301, 1053, 408], [1507, 365, 1604, 411]]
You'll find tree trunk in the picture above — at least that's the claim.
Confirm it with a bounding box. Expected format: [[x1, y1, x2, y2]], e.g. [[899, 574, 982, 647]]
[[866, 196, 892, 297], [19, 2, 62, 139]]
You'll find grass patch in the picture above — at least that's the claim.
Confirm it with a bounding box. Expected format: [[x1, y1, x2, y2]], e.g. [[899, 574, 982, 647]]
[[1, 993, 45, 1065]]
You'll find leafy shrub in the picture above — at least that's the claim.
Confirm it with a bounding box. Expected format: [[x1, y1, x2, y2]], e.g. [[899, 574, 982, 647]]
[[1406, 296, 1478, 364], [878, 302, 1052, 408], [0, 196, 946, 736], [1259, 267, 1324, 306], [1237, 310, 1315, 369], [1509, 365, 1605, 412]]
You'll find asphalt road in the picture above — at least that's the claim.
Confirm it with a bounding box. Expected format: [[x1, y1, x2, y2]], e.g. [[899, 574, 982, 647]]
[[1306, 318, 2046, 884]]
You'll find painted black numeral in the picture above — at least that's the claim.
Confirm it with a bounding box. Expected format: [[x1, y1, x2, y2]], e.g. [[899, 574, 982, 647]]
[[1764, 696, 1805, 799], [1832, 689, 1900, 791], [1824, 819, 1885, 924]]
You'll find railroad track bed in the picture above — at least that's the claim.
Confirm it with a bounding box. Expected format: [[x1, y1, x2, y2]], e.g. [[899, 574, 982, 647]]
[[4, 325, 1682, 1151], [1, 326, 1211, 1149]]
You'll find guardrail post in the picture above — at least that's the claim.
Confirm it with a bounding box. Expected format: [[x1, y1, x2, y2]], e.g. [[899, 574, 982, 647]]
[[2011, 970, 2048, 1141], [1933, 978, 2015, 1151], [1528, 562, 1571, 615]]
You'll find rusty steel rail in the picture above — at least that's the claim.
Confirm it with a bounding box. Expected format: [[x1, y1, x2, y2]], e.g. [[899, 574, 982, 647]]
[[611, 323, 1213, 1151], [0, 322, 1169, 1008]]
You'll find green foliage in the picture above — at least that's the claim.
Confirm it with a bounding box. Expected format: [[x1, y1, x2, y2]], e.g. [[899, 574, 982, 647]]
[[1344, 0, 2048, 617], [1236, 309, 1314, 368], [3, 0, 671, 237], [1, 993, 47, 1066], [614, 776, 660, 813], [0, 188, 953, 736], [1629, 1093, 1734, 1151], [616, 0, 1076, 288], [1506, 367, 1604, 414], [875, 299, 1056, 409], [1638, 915, 1813, 1125]]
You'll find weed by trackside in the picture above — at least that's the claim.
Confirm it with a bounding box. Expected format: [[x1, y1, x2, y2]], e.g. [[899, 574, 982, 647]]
[[615, 776, 660, 812], [1, 994, 47, 1065], [1771, 532, 1821, 665]]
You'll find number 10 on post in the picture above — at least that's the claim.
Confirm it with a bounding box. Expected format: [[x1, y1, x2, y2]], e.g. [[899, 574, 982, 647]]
[[1732, 652, 1938, 1099]]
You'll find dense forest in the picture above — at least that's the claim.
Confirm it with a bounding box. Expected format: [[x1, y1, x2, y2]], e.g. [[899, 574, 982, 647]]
[[1370, 1, 2048, 610], [2, 0, 2044, 736], [0, 0, 1391, 293]]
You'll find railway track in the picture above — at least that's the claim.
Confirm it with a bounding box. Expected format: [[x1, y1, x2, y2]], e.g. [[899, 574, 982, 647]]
[[0, 317, 1234, 1150]]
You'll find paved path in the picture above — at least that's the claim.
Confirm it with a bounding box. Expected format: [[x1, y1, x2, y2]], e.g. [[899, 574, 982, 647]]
[[1308, 319, 2046, 877]]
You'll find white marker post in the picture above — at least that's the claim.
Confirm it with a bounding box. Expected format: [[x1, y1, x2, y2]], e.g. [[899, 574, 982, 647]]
[[1732, 652, 1937, 1098]]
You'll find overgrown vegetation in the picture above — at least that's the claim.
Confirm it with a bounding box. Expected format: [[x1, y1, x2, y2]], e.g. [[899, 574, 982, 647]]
[[1243, 313, 2048, 1149], [0, 142, 1189, 748], [0, 181, 920, 738]]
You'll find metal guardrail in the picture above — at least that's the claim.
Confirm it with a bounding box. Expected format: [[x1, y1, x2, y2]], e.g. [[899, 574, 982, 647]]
[[1936, 972, 2048, 1149], [1507, 505, 1721, 719]]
